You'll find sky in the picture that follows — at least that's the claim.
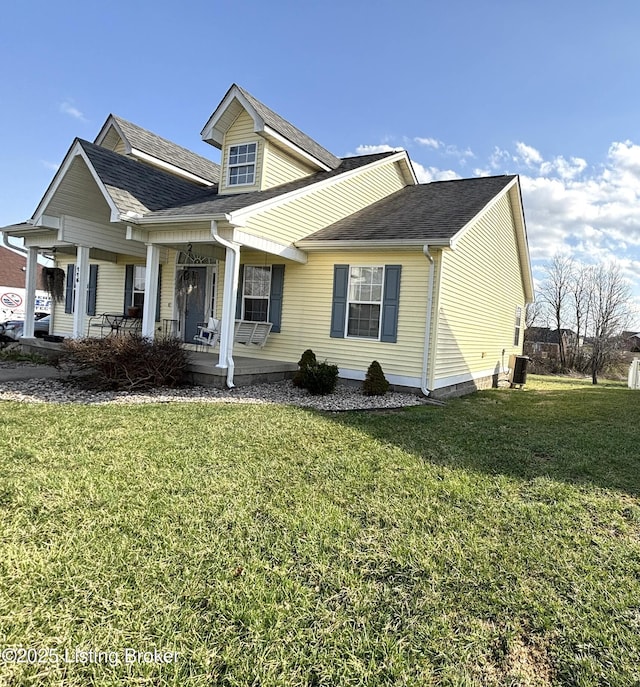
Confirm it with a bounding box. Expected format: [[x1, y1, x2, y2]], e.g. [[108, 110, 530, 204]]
[[2, 0, 640, 325]]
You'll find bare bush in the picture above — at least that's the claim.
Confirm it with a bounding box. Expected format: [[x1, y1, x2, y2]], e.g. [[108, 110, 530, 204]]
[[63, 336, 189, 390]]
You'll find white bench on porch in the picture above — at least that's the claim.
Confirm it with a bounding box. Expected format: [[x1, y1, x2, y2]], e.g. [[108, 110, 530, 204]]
[[194, 319, 272, 350]]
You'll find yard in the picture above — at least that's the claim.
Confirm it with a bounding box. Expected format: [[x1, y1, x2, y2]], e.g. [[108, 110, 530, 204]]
[[1, 375, 639, 686]]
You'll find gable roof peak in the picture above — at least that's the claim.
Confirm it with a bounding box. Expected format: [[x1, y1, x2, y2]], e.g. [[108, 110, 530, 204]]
[[95, 114, 220, 186], [201, 83, 341, 171]]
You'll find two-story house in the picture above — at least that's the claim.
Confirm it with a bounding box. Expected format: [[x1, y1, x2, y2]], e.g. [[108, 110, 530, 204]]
[[2, 83, 534, 397]]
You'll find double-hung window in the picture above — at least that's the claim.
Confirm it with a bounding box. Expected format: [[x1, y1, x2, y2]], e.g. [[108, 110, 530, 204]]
[[513, 306, 522, 346], [347, 266, 384, 338], [330, 264, 402, 343], [242, 265, 271, 321], [131, 265, 146, 309], [228, 142, 257, 186]]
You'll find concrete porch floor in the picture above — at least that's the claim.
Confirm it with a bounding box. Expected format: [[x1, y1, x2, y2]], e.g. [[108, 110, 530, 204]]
[[186, 350, 298, 388]]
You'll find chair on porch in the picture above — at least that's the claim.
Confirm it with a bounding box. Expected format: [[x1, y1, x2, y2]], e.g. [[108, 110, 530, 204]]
[[194, 317, 220, 350]]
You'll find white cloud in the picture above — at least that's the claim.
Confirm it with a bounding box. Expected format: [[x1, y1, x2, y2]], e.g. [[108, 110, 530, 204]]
[[414, 137, 442, 149], [489, 146, 514, 171], [515, 141, 543, 167], [353, 144, 403, 155], [411, 161, 460, 183], [59, 101, 86, 121]]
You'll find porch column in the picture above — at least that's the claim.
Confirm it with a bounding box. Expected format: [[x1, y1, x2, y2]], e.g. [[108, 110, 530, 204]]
[[217, 242, 240, 373], [72, 245, 90, 338], [141, 243, 160, 339], [22, 247, 38, 338]]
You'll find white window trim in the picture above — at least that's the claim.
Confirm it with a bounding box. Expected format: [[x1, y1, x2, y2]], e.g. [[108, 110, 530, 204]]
[[345, 265, 385, 340], [227, 141, 258, 187], [514, 306, 522, 346], [131, 265, 146, 308], [242, 264, 271, 322]]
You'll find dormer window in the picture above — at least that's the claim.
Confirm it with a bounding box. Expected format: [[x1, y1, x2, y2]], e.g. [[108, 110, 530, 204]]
[[228, 142, 257, 186]]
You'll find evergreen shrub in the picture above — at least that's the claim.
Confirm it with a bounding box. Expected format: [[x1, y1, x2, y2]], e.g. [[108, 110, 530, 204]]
[[362, 360, 390, 396], [292, 348, 317, 387], [301, 361, 339, 396]]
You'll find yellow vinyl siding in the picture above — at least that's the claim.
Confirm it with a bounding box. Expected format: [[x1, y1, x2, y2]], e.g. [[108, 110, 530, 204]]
[[220, 110, 262, 195], [51, 254, 172, 338], [262, 140, 316, 189], [241, 161, 408, 245], [432, 192, 526, 387], [217, 249, 430, 382], [44, 157, 113, 224]]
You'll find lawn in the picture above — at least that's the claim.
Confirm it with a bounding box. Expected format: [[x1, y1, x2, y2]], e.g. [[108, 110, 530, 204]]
[[0, 375, 639, 686]]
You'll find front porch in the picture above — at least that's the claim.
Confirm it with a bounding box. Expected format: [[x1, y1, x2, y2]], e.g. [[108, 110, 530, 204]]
[[185, 350, 297, 388], [17, 337, 298, 388]]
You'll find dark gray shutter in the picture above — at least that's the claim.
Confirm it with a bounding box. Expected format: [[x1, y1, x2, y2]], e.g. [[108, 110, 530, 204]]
[[380, 265, 401, 343], [155, 265, 162, 322], [235, 265, 245, 319], [124, 265, 134, 313], [269, 264, 284, 333], [64, 264, 75, 314], [87, 265, 98, 316], [330, 265, 349, 338]]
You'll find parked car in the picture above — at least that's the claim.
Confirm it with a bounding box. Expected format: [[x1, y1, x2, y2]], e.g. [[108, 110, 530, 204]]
[[0, 314, 50, 342]]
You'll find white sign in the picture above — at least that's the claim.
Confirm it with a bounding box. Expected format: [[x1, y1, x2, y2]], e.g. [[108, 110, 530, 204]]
[[0, 288, 50, 321]]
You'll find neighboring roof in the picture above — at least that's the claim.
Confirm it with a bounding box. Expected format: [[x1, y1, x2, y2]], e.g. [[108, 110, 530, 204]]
[[201, 84, 341, 171], [142, 151, 399, 220], [79, 140, 207, 216], [96, 115, 220, 184], [300, 175, 517, 244]]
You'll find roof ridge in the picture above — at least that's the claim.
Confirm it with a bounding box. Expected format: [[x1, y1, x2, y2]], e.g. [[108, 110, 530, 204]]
[[233, 84, 341, 170]]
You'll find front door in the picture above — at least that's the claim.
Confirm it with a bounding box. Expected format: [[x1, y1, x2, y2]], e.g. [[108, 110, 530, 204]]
[[181, 266, 207, 343]]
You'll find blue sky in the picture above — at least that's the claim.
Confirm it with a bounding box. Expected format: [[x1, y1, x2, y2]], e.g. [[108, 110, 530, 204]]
[[2, 0, 640, 323]]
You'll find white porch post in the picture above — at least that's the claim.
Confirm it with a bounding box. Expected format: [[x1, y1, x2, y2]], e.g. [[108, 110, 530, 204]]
[[141, 243, 160, 339], [72, 245, 90, 338], [216, 243, 240, 375], [22, 247, 38, 338]]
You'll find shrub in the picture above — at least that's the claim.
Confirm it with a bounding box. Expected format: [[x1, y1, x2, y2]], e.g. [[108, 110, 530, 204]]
[[362, 360, 390, 396], [300, 361, 339, 396], [292, 348, 317, 387], [63, 335, 189, 390]]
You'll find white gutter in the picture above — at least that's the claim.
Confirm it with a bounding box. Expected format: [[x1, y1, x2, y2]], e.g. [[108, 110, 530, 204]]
[[421, 246, 436, 397], [210, 220, 240, 388]]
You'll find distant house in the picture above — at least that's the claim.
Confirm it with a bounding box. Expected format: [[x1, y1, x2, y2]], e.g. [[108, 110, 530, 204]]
[[621, 331, 640, 352], [2, 83, 534, 397], [0, 244, 48, 321]]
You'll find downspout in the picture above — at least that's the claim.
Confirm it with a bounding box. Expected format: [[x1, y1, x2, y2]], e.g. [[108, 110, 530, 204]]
[[421, 245, 436, 397], [210, 220, 240, 388], [2, 232, 28, 255]]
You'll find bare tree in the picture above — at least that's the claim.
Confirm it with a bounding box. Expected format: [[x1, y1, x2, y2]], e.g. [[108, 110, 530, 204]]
[[525, 300, 543, 329], [539, 254, 574, 370], [566, 263, 591, 369], [586, 263, 632, 384]]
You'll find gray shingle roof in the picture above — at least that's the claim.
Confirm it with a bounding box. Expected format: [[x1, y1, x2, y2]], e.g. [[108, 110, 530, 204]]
[[79, 140, 207, 216], [301, 175, 517, 243], [234, 85, 341, 170], [80, 138, 397, 221], [144, 151, 397, 219], [107, 116, 220, 184]]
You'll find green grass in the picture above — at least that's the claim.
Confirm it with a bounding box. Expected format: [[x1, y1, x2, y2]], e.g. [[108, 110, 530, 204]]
[[1, 375, 639, 685]]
